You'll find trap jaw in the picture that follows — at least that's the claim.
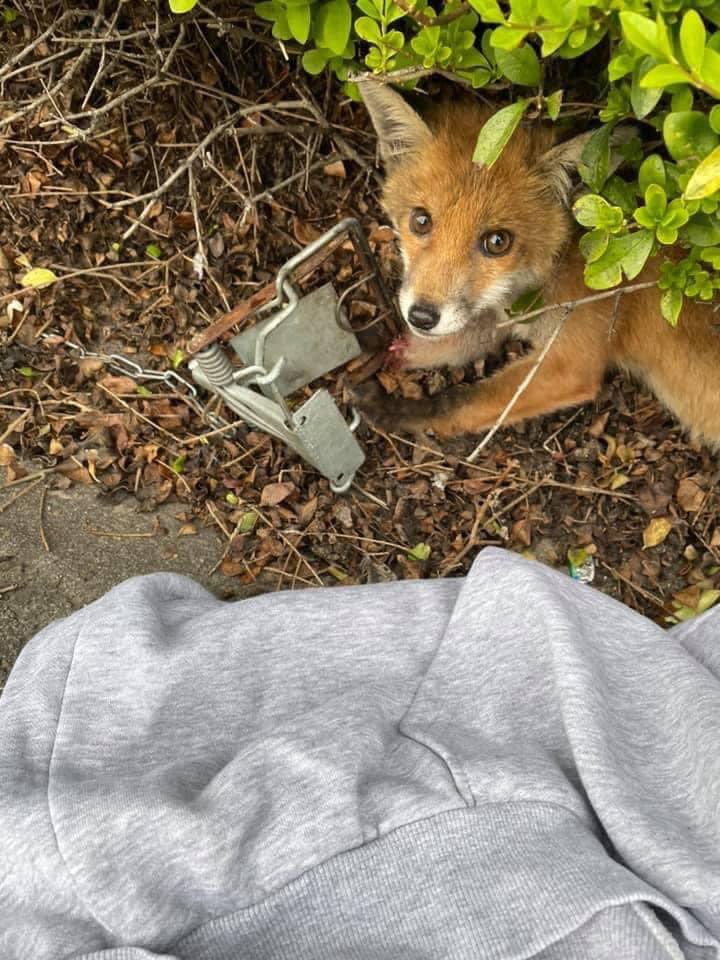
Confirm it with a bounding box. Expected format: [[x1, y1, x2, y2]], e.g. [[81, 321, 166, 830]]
[[188, 218, 396, 494]]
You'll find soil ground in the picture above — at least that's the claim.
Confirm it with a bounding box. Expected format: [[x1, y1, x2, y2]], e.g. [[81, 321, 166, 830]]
[[1, 2, 719, 682]]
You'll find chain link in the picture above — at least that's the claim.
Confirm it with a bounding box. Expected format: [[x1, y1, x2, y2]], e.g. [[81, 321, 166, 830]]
[[42, 335, 231, 431]]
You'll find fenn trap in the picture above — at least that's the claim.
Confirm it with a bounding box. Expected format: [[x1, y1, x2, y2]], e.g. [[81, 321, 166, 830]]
[[187, 218, 397, 494]]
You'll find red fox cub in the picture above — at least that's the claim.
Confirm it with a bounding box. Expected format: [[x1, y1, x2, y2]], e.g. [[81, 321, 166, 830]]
[[355, 79, 720, 447]]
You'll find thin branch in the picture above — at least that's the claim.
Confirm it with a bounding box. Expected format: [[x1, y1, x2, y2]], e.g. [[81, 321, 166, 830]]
[[497, 281, 657, 330], [467, 312, 568, 463], [0, 3, 107, 131], [112, 99, 308, 210]]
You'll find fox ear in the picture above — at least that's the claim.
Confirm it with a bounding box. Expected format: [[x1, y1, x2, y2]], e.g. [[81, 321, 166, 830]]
[[537, 126, 638, 205], [359, 79, 433, 165]]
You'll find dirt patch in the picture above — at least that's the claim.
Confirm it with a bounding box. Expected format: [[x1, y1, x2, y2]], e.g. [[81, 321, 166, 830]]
[[1, 0, 719, 655]]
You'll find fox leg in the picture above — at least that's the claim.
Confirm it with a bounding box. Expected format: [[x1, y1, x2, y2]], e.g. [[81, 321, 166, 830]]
[[356, 335, 607, 438]]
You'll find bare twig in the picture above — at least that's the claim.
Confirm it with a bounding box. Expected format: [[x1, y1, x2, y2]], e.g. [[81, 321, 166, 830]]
[[39, 485, 50, 552], [467, 313, 568, 463], [112, 100, 307, 209], [497, 281, 656, 330], [0, 4, 107, 131]]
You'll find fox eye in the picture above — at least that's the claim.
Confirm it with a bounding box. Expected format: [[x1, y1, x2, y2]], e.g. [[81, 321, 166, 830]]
[[409, 207, 432, 236], [480, 230, 513, 256]]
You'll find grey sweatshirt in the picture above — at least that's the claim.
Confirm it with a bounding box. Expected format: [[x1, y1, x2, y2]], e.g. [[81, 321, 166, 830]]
[[1, 547, 719, 959]]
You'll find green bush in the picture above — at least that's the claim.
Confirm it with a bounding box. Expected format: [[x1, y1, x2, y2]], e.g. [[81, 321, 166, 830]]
[[170, 0, 720, 324]]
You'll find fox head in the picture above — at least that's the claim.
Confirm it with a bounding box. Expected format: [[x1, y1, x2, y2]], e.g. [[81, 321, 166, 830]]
[[360, 80, 592, 344]]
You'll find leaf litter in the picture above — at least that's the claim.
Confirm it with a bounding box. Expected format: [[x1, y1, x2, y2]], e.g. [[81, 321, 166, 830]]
[[0, 0, 719, 625]]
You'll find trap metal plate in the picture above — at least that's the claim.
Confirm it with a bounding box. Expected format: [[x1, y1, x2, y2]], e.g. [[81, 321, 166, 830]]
[[230, 283, 362, 398], [291, 389, 364, 491]]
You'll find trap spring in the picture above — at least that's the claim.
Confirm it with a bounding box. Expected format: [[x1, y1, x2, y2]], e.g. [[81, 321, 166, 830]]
[[189, 218, 394, 494]]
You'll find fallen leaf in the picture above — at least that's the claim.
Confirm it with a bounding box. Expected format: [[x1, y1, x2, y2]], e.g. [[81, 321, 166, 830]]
[[0, 443, 17, 465], [238, 511, 257, 534], [261, 481, 295, 506], [408, 542, 431, 561], [676, 477, 705, 512], [323, 160, 346, 179], [643, 517, 673, 549], [20, 267, 57, 288], [178, 523, 197, 535]]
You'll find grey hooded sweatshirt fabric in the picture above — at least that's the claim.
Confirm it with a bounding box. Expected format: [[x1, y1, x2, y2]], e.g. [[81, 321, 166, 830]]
[[1, 547, 720, 960]]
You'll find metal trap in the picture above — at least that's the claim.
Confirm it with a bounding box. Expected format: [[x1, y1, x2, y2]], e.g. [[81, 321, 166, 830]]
[[188, 218, 396, 494]]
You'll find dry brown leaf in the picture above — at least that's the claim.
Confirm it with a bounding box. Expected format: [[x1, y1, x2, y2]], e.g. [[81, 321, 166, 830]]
[[676, 477, 705, 513], [100, 375, 138, 394], [0, 443, 17, 466], [323, 160, 346, 179], [261, 481, 295, 506]]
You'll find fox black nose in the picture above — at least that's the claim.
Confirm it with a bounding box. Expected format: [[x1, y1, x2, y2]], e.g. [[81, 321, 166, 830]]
[[408, 303, 440, 331]]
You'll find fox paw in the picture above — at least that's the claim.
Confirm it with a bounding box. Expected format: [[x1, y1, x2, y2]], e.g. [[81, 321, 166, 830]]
[[347, 380, 398, 432]]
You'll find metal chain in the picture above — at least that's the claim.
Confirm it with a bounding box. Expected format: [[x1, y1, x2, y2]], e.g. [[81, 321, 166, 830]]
[[42, 335, 231, 431]]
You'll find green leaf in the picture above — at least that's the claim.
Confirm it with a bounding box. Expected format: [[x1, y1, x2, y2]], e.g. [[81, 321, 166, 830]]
[[685, 212, 720, 246], [541, 28, 569, 57], [255, 1, 281, 19], [620, 230, 654, 278], [238, 510, 258, 534], [467, 0, 504, 22], [490, 26, 528, 51], [170, 455, 186, 474], [638, 154, 666, 193], [473, 99, 527, 167], [286, 2, 311, 43], [355, 15, 382, 43], [680, 9, 706, 74], [698, 588, 720, 613], [645, 183, 667, 219], [302, 48, 330, 74], [170, 348, 185, 370], [16, 366, 35, 378], [578, 124, 611, 192], [685, 144, 720, 199], [584, 231, 653, 289], [510, 288, 544, 313], [545, 89, 563, 121], [169, 0, 199, 11], [145, 243, 162, 259], [136, 385, 152, 398], [584, 255, 622, 290], [671, 86, 694, 112], [408, 542, 431, 561], [620, 11, 662, 59], [631, 58, 663, 119], [700, 47, 720, 97], [494, 44, 540, 85], [710, 104, 720, 134], [573, 194, 623, 230], [579, 228, 609, 263], [20, 267, 57, 288], [604, 175, 637, 215], [608, 52, 636, 82], [640, 64, 692, 88], [655, 13, 674, 60], [315, 0, 351, 54], [663, 111, 719, 162], [661, 288, 683, 325]]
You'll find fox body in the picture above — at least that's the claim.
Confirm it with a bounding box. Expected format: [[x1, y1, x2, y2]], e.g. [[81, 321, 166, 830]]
[[357, 80, 720, 446]]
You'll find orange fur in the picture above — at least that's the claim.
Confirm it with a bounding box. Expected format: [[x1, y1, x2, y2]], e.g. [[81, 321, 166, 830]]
[[358, 81, 720, 447]]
